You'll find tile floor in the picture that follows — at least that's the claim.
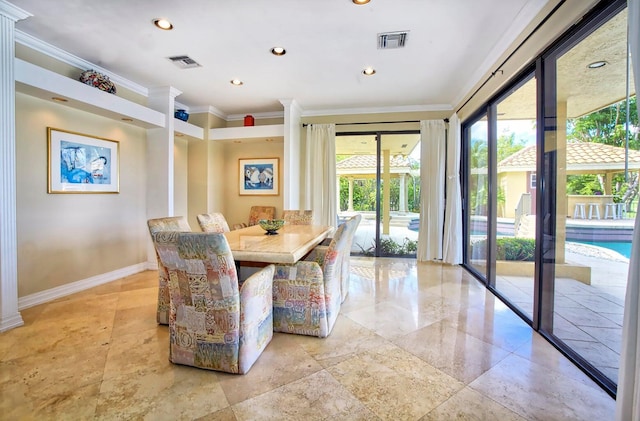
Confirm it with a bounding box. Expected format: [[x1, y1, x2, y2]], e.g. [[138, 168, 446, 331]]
[[0, 257, 616, 420]]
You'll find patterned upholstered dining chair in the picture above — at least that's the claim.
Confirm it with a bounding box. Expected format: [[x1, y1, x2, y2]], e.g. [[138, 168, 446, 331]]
[[147, 216, 191, 325], [197, 212, 230, 233], [313, 214, 362, 302], [272, 219, 352, 338], [151, 231, 274, 374], [337, 214, 361, 302], [282, 210, 313, 225], [232, 206, 276, 230]]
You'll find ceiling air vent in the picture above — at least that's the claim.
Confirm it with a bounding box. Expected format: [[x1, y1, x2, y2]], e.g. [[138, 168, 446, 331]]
[[167, 55, 202, 69], [377, 31, 408, 49]]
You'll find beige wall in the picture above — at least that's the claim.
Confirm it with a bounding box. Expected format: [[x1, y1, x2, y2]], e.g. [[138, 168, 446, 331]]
[[174, 136, 189, 218], [16, 93, 148, 297], [186, 113, 227, 230], [222, 140, 285, 228]]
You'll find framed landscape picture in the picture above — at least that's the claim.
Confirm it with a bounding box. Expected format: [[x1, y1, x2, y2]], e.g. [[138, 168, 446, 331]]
[[239, 157, 279, 196], [47, 127, 119, 193]]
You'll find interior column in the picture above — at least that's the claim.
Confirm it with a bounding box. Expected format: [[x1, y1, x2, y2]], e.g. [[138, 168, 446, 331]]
[[146, 86, 180, 266], [0, 1, 30, 332]]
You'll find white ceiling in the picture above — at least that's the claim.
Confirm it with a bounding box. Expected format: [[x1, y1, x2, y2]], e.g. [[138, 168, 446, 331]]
[[10, 0, 550, 118]]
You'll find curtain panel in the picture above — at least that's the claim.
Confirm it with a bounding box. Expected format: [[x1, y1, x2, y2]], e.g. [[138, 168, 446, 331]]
[[443, 113, 463, 265], [417, 120, 446, 261], [304, 124, 337, 227], [615, 1, 640, 419]]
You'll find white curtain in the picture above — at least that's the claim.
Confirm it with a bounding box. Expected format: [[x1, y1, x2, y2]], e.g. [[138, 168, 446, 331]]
[[443, 113, 463, 264], [304, 124, 337, 227], [615, 1, 640, 419], [417, 120, 446, 261]]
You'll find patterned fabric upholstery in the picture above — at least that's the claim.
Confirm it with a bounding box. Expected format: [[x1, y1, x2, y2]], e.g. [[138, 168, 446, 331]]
[[282, 210, 313, 225], [197, 212, 230, 233], [313, 214, 362, 303], [151, 231, 274, 374], [248, 206, 276, 226], [232, 206, 276, 230], [147, 216, 192, 325], [338, 214, 362, 302], [272, 221, 351, 337]]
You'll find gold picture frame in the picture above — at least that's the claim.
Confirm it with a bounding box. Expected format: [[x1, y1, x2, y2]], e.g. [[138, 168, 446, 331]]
[[47, 127, 120, 193]]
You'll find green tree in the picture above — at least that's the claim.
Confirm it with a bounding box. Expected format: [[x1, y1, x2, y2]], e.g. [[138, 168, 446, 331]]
[[497, 132, 527, 162], [567, 96, 638, 149], [566, 96, 639, 207]]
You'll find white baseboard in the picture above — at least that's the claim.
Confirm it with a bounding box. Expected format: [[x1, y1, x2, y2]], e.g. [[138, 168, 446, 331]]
[[18, 262, 151, 310]]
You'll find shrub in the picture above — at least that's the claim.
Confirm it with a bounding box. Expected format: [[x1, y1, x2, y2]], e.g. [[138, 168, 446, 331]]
[[472, 237, 535, 261], [356, 237, 418, 257]]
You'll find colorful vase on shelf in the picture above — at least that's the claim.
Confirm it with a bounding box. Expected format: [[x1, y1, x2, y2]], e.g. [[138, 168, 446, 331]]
[[174, 109, 189, 122]]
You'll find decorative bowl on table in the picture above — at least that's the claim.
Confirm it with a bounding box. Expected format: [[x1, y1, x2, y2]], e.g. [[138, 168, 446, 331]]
[[258, 219, 285, 235]]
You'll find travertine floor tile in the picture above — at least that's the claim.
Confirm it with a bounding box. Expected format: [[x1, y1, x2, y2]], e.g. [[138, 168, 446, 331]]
[[393, 320, 511, 384], [231, 370, 373, 421], [420, 386, 527, 421], [217, 333, 324, 405], [292, 314, 390, 368], [0, 259, 616, 420], [97, 363, 229, 420], [470, 353, 615, 420], [327, 342, 464, 420]]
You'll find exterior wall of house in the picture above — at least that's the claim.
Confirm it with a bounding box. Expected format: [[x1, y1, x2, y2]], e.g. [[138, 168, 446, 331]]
[[15, 93, 148, 297], [500, 171, 528, 218]]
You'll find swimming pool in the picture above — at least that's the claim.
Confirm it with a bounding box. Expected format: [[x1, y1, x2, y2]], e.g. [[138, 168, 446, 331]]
[[573, 240, 632, 259]]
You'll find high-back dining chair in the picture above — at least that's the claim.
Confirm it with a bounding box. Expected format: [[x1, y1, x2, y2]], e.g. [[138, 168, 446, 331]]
[[282, 210, 313, 225], [338, 214, 361, 302], [151, 231, 274, 374], [147, 216, 192, 325], [197, 212, 230, 233], [272, 220, 352, 337], [233, 206, 276, 230]]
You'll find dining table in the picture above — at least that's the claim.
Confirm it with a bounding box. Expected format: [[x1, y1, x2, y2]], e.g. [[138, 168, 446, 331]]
[[224, 224, 333, 265]]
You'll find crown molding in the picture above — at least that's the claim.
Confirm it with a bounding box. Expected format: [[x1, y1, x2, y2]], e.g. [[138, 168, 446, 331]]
[[301, 104, 452, 117], [0, 1, 31, 21], [227, 111, 284, 121], [189, 105, 226, 119], [14, 30, 149, 97]]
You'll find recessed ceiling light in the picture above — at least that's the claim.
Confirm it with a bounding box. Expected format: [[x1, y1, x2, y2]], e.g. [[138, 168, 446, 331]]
[[153, 18, 173, 30], [362, 67, 376, 76], [587, 60, 607, 69], [230, 79, 244, 86], [271, 47, 286, 56], [51, 97, 68, 102], [353, 0, 371, 4]]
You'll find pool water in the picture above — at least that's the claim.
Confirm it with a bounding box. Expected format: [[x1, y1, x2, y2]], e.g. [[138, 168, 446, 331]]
[[574, 240, 632, 259]]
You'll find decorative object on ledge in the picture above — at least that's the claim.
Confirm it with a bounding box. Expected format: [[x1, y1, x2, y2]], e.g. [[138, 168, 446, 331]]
[[79, 70, 116, 94], [47, 127, 119, 194], [244, 115, 255, 126], [239, 157, 279, 196], [174, 109, 189, 121], [258, 219, 285, 235]]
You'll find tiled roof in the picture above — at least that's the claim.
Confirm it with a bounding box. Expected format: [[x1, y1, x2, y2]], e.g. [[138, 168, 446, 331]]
[[498, 142, 640, 171], [336, 155, 411, 170]]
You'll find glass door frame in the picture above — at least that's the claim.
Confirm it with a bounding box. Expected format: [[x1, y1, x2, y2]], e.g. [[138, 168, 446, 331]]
[[337, 129, 420, 257]]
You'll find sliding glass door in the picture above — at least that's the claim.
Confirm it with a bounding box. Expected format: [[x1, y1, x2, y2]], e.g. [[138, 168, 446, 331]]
[[336, 131, 420, 257], [462, 0, 633, 396]]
